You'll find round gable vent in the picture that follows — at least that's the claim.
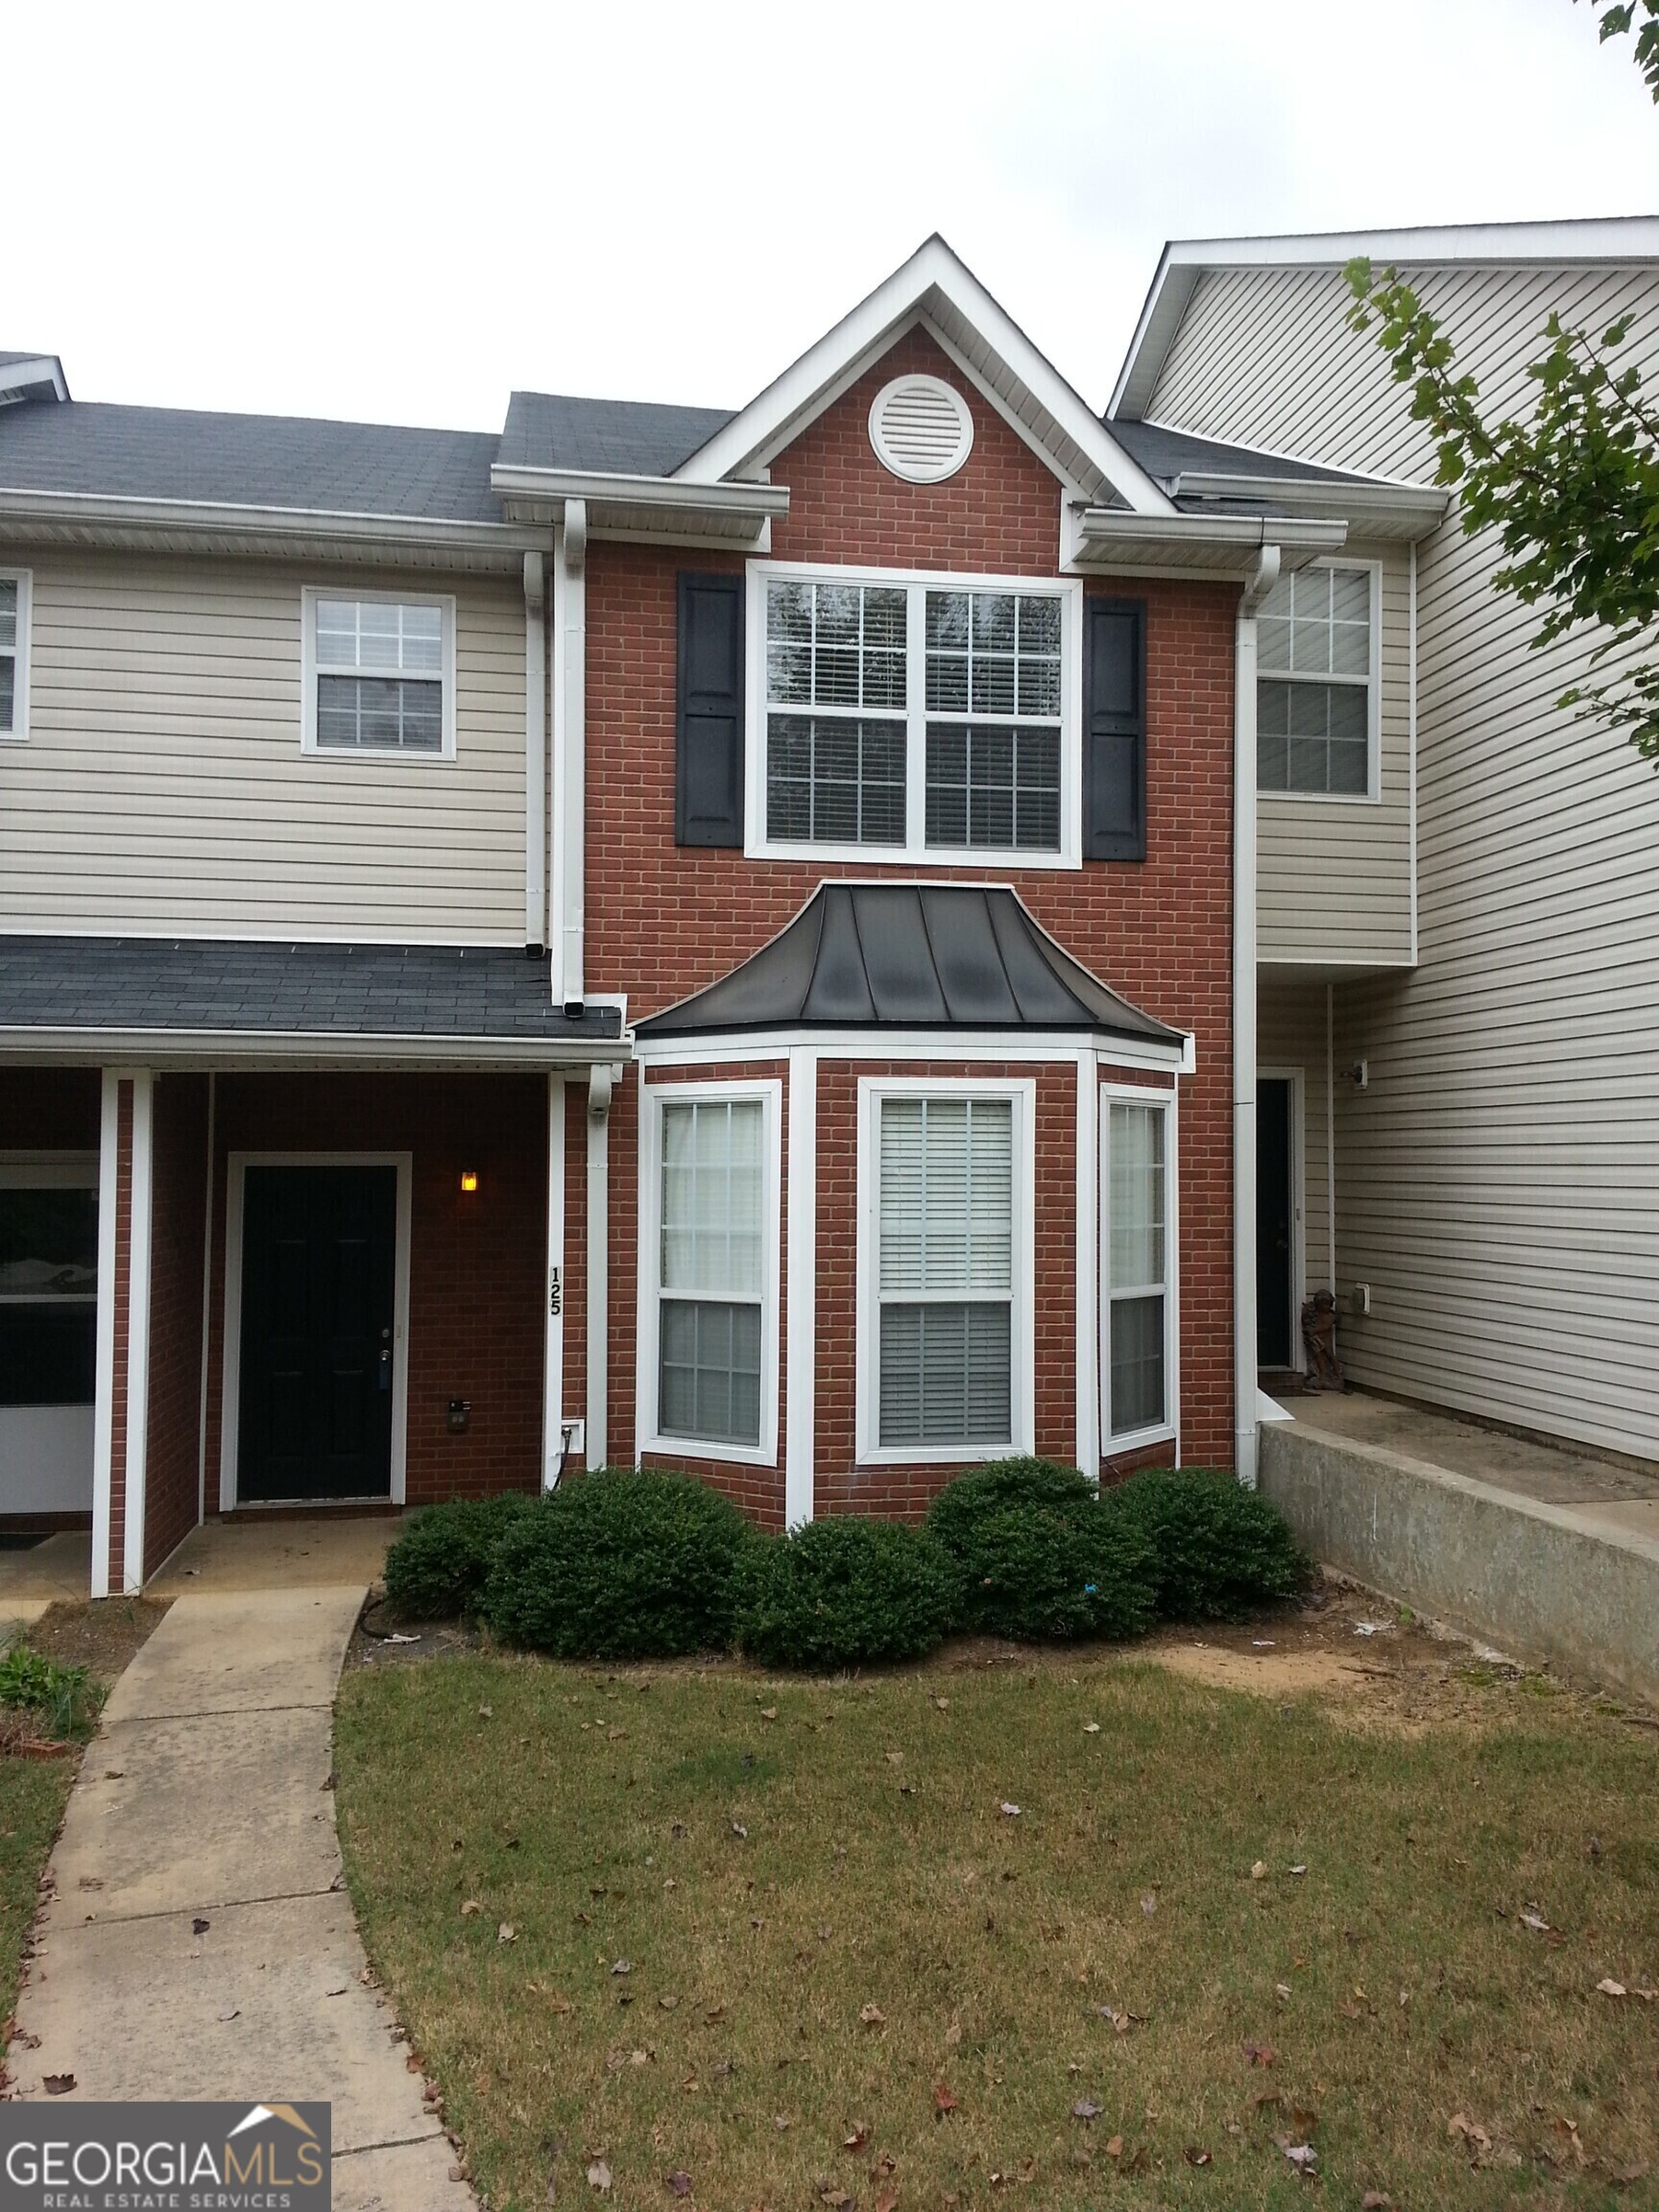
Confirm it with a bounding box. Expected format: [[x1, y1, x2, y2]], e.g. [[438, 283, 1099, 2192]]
[[868, 373, 974, 484]]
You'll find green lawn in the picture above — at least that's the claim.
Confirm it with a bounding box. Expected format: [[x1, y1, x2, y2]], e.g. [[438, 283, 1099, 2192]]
[[335, 1649, 1659, 2211], [0, 1757, 75, 2030]]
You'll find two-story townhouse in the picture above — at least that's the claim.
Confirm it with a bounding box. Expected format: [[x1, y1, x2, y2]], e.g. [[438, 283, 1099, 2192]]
[[0, 242, 1409, 1593], [1110, 218, 1659, 1468]]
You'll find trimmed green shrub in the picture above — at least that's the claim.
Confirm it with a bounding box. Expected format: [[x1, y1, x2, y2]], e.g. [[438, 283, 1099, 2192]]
[[735, 1515, 960, 1671], [1112, 1465, 1312, 1622], [926, 1457, 1157, 1643], [482, 1468, 755, 1659], [382, 1492, 541, 1622]]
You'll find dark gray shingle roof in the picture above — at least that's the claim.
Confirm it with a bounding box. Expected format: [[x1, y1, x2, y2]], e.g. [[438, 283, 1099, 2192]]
[[0, 938, 620, 1046], [0, 401, 504, 522], [499, 392, 733, 476], [1109, 419, 1378, 492], [636, 884, 1184, 1046]]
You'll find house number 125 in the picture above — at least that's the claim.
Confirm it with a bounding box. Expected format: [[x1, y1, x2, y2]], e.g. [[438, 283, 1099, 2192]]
[[549, 1266, 563, 1317]]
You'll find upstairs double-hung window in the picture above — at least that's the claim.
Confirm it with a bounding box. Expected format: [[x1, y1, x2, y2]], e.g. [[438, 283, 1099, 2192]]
[[756, 567, 1078, 862], [0, 571, 30, 740], [1256, 563, 1377, 797], [302, 590, 455, 757]]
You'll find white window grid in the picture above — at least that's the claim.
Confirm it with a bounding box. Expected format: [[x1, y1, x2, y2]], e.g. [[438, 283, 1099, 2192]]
[[0, 570, 32, 742], [1098, 1087, 1178, 1450], [855, 1075, 1036, 1466], [300, 588, 457, 760], [637, 1078, 782, 1469], [747, 563, 1083, 867], [1256, 559, 1381, 803]]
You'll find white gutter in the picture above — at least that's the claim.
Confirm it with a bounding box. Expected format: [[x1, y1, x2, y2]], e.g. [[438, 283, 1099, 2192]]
[[1234, 542, 1281, 1487], [1169, 473, 1448, 535], [552, 505, 588, 1012], [1071, 508, 1345, 576], [523, 550, 547, 950], [0, 1026, 626, 1069], [0, 487, 544, 565]]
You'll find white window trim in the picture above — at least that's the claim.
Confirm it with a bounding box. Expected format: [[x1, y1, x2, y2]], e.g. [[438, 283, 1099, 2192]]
[[745, 560, 1084, 868], [220, 1151, 413, 1510], [300, 586, 458, 761], [637, 1077, 783, 1469], [0, 1152, 99, 1307], [1099, 1081, 1180, 1455], [1256, 556, 1382, 806], [0, 566, 33, 744], [855, 1074, 1037, 1466]]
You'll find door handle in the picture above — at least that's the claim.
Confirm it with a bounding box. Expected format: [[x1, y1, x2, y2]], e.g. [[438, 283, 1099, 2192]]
[[377, 1347, 393, 1392]]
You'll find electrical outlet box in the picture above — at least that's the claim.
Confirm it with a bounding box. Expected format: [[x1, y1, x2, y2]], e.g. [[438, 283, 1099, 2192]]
[[1352, 1059, 1370, 1091], [561, 1418, 586, 1461], [1350, 1283, 1371, 1317]]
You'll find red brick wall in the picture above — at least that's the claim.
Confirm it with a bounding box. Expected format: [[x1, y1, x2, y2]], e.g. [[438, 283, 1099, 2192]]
[[584, 323, 1238, 1483], [143, 1073, 208, 1576], [203, 1073, 548, 1510]]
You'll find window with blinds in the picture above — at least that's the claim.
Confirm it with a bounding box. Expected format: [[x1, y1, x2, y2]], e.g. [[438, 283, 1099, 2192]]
[[1257, 564, 1374, 796], [305, 593, 451, 756], [877, 1095, 1014, 1450], [658, 1096, 765, 1448], [1106, 1099, 1168, 1437], [765, 579, 907, 844]]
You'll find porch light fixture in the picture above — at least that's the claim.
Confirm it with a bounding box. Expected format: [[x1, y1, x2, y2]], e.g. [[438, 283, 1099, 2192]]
[[460, 1169, 479, 1194]]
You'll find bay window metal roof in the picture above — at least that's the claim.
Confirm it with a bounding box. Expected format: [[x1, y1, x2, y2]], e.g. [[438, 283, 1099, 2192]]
[[635, 883, 1185, 1047]]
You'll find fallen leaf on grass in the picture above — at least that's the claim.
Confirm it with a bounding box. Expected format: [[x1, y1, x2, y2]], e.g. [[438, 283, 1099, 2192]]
[[1519, 1910, 1552, 1934], [945, 2019, 962, 2046], [658, 1995, 679, 2011], [1447, 2112, 1492, 2162], [477, 1704, 493, 1719], [586, 2158, 612, 2193], [1141, 1892, 1158, 1918], [1241, 2041, 1275, 2066], [875, 2197, 898, 2212], [547, 1994, 575, 2015], [1184, 2147, 1212, 2166], [611, 1959, 632, 1976], [704, 2003, 727, 2023], [1281, 2142, 1317, 2170], [1275, 1982, 1292, 2002], [1071, 2100, 1100, 2123], [1599, 1977, 1628, 1996], [665, 2175, 692, 2200], [818, 2191, 851, 2209], [843, 2124, 870, 2152], [1105, 2135, 1123, 2158], [1083, 1721, 1100, 1735], [933, 2081, 958, 2117], [999, 1802, 1021, 1817], [859, 2004, 886, 2030], [498, 1923, 517, 1944], [1360, 2195, 1392, 2210], [731, 1822, 749, 1840], [1251, 1861, 1267, 1881], [773, 2113, 790, 2132], [460, 1900, 482, 1918]]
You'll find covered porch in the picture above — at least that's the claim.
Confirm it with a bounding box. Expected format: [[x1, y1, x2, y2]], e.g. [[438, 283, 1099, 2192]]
[[0, 936, 623, 1594]]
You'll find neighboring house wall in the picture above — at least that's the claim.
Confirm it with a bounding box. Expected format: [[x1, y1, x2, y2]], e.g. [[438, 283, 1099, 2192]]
[[584, 327, 1239, 1481], [1148, 259, 1659, 1460], [1257, 538, 1412, 967], [0, 553, 528, 942]]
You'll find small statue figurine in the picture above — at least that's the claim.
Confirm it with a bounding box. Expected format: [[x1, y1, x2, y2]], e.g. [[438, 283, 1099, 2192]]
[[1300, 1289, 1344, 1392]]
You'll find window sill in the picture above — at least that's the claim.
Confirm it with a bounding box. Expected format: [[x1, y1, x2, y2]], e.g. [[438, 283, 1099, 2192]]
[[300, 742, 458, 766], [855, 1437, 1031, 1468], [1101, 1421, 1176, 1457], [746, 839, 1080, 870], [641, 1430, 778, 1470], [1257, 787, 1380, 808]]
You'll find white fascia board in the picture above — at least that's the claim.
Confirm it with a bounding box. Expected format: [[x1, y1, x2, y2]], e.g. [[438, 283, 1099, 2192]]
[[0, 356, 70, 404], [489, 464, 788, 522], [1071, 510, 1347, 575], [631, 1027, 1193, 1075], [0, 1026, 631, 1070], [1170, 473, 1448, 536], [673, 235, 1176, 517], [1111, 215, 1659, 421], [0, 488, 545, 568]]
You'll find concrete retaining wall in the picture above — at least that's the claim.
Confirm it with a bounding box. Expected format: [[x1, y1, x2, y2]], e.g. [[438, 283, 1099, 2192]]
[[1261, 1424, 1659, 1706]]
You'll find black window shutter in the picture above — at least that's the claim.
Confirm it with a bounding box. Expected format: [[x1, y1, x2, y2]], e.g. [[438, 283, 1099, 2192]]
[[1082, 596, 1146, 862], [676, 573, 745, 847]]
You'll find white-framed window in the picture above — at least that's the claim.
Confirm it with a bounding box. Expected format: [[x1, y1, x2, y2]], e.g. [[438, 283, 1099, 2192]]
[[301, 588, 456, 758], [639, 1080, 781, 1465], [1256, 560, 1380, 800], [747, 562, 1083, 866], [1100, 1090, 1178, 1447], [0, 1156, 99, 1410], [857, 1077, 1036, 1463], [0, 568, 32, 742]]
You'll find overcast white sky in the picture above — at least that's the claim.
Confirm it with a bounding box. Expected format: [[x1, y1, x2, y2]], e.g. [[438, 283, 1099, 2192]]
[[12, 0, 1658, 430]]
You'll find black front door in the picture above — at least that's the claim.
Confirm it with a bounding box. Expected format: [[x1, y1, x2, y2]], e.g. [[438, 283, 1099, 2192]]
[[1256, 1079, 1294, 1368], [237, 1166, 397, 1503]]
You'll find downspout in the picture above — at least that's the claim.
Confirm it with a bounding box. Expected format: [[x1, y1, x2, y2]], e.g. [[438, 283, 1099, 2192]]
[[523, 550, 547, 951], [1234, 542, 1280, 1487], [556, 500, 588, 1014], [1325, 983, 1337, 1297]]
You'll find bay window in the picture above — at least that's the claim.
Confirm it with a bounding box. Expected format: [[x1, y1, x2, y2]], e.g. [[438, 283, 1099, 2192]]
[[752, 565, 1080, 864]]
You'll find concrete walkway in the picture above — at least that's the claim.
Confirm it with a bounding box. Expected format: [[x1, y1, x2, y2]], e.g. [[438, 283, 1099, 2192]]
[[8, 1588, 475, 2212]]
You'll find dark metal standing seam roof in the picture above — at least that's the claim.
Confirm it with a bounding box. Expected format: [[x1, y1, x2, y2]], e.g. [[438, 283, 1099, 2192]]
[[634, 884, 1185, 1047], [0, 938, 620, 1046]]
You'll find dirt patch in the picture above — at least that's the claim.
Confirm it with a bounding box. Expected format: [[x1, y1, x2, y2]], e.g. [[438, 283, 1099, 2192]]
[[23, 1598, 170, 1690], [1142, 1640, 1372, 1695], [349, 1596, 481, 1671]]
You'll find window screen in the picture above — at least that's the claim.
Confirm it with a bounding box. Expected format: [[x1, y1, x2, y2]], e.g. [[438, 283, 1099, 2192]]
[[313, 598, 445, 754], [877, 1096, 1013, 1449], [1257, 565, 1371, 795], [658, 1098, 765, 1448]]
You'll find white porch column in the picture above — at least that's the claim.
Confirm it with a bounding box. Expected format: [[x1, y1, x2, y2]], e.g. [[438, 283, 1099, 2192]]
[[542, 1074, 565, 1488], [1073, 1049, 1099, 1477], [784, 1046, 817, 1527], [121, 1070, 155, 1594], [586, 1062, 613, 1469], [92, 1067, 155, 1599]]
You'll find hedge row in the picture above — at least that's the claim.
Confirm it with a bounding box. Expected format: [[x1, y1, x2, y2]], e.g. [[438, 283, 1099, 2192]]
[[383, 1458, 1310, 1671]]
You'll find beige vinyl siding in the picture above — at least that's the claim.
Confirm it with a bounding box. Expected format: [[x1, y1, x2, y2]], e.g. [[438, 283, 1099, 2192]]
[[1149, 259, 1659, 1461], [1258, 974, 1334, 1365], [0, 552, 527, 940], [1257, 541, 1412, 965]]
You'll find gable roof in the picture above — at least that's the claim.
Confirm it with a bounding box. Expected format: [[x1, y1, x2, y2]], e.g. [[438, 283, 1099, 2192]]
[[498, 392, 734, 476], [634, 882, 1186, 1049], [673, 234, 1174, 515], [1111, 215, 1659, 422]]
